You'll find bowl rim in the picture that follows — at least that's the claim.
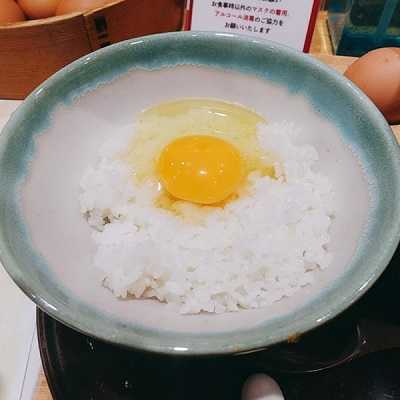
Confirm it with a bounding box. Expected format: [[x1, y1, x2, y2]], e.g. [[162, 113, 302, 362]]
[[1, 31, 400, 355]]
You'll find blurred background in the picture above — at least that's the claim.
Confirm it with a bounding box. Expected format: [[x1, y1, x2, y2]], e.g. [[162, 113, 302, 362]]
[[325, 0, 400, 56], [1, 0, 399, 99]]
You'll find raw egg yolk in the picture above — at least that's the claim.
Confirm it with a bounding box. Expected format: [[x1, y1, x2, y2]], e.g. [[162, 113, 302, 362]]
[[157, 135, 243, 205]]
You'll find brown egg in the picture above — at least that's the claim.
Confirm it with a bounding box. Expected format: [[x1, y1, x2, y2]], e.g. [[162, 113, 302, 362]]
[[0, 0, 26, 24], [345, 48, 400, 124], [18, 0, 60, 19], [56, 0, 105, 15]]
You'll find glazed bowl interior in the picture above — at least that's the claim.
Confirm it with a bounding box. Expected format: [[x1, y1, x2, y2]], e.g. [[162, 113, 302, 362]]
[[1, 32, 400, 355]]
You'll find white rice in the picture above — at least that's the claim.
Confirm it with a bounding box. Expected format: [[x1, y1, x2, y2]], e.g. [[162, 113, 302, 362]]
[[79, 122, 334, 314]]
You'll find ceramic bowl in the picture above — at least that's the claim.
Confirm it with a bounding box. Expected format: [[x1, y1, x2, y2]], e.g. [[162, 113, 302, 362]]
[[1, 32, 400, 355]]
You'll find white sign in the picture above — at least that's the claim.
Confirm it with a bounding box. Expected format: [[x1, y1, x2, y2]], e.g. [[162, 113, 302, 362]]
[[185, 0, 320, 52]]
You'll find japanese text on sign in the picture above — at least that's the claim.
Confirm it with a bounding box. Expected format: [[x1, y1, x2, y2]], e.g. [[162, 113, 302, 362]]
[[187, 0, 320, 52]]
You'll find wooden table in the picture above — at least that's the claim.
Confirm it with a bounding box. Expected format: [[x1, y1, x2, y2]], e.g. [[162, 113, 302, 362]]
[[32, 13, 400, 400]]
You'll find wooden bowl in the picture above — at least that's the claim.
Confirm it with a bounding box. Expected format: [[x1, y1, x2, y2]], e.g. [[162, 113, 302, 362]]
[[0, 0, 184, 99]]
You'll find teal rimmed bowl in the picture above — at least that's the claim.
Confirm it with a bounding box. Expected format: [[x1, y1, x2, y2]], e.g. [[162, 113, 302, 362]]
[[1, 32, 400, 355]]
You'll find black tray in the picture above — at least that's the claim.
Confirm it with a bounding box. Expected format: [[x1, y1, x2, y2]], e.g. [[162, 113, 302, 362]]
[[37, 246, 400, 399]]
